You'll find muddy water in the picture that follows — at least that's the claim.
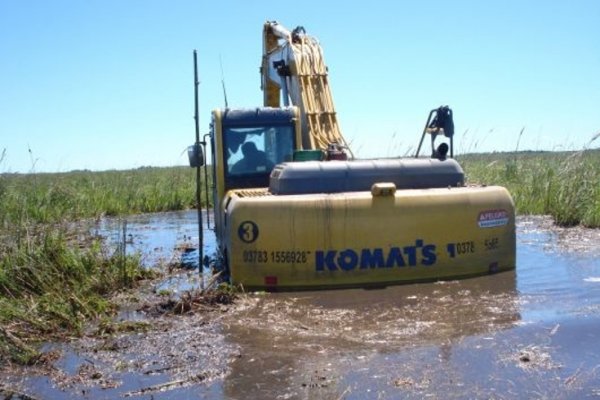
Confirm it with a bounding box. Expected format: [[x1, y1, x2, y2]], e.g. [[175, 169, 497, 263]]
[[223, 216, 600, 399], [2, 213, 600, 399]]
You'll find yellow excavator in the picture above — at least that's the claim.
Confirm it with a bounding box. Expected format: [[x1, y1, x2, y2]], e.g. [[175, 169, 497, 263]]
[[189, 21, 515, 290]]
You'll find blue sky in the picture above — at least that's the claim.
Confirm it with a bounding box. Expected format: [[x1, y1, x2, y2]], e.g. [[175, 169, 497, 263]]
[[1, 0, 599, 173]]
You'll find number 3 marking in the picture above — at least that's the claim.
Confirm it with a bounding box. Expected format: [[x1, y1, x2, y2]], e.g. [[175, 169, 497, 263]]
[[238, 221, 259, 243]]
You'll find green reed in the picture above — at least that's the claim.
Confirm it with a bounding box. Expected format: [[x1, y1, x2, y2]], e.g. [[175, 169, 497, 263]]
[[0, 166, 203, 364], [459, 149, 600, 228], [0, 166, 206, 226], [0, 225, 153, 364]]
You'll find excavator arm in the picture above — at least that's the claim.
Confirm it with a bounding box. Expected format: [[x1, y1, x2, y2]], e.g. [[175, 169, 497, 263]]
[[261, 21, 350, 153]]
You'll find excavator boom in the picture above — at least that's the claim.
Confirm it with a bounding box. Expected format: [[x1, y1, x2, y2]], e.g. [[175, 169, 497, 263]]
[[261, 21, 349, 152]]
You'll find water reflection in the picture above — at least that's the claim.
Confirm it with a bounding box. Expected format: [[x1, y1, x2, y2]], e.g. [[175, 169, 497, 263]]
[[93, 210, 217, 294], [517, 216, 600, 323], [93, 209, 216, 269]]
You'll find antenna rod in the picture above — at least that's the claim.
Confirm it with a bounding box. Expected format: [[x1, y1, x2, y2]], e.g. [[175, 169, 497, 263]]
[[194, 51, 201, 145], [193, 50, 204, 288], [219, 55, 229, 108]]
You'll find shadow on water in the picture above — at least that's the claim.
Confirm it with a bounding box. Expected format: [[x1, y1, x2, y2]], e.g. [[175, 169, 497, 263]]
[[2, 214, 600, 399]]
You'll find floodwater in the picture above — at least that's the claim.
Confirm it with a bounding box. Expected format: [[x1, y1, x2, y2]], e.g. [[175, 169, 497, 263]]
[[2, 212, 600, 399]]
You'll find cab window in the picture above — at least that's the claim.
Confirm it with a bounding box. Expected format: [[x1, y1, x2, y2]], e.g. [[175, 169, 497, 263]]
[[224, 125, 294, 176]]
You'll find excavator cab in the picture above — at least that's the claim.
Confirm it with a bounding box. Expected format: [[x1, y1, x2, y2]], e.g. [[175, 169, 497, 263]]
[[214, 107, 301, 193], [209, 106, 302, 242]]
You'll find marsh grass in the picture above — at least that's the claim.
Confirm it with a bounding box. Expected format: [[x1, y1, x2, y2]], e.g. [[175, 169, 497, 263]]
[[459, 148, 600, 227], [0, 227, 153, 364], [0, 166, 204, 225], [0, 167, 203, 364]]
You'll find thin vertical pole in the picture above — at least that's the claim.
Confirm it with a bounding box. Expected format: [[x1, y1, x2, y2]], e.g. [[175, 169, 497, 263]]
[[193, 50, 204, 289]]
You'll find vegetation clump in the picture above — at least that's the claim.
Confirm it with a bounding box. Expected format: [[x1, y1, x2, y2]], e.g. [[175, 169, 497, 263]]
[[0, 166, 209, 365], [0, 228, 149, 364], [156, 282, 239, 316]]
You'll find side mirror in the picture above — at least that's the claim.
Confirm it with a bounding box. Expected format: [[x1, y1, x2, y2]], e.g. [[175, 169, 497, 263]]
[[187, 143, 204, 167]]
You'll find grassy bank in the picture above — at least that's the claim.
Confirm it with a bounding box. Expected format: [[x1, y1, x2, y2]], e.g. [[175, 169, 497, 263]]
[[459, 149, 600, 227], [0, 167, 205, 364], [0, 166, 203, 225], [0, 230, 149, 364]]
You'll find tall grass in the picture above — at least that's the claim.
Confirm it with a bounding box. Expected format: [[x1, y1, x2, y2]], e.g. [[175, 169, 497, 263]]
[[0, 166, 206, 225], [0, 166, 205, 364], [0, 230, 148, 364], [459, 148, 600, 228]]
